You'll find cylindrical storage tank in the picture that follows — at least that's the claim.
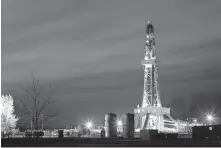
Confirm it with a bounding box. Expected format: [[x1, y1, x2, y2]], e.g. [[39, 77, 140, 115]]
[[105, 113, 117, 138], [123, 113, 134, 138]]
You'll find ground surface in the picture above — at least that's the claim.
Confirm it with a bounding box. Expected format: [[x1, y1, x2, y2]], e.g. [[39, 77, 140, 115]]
[[2, 138, 221, 147]]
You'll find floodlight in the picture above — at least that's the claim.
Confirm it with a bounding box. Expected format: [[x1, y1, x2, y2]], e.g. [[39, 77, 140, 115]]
[[117, 120, 123, 127], [85, 121, 93, 129], [206, 114, 214, 121]]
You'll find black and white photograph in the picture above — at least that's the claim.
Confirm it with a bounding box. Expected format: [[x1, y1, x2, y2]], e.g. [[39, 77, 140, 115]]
[[1, 0, 221, 147]]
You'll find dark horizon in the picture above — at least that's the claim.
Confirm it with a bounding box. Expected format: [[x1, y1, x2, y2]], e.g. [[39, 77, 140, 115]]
[[2, 0, 221, 128]]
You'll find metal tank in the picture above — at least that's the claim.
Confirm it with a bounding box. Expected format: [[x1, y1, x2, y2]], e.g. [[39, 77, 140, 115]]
[[105, 113, 117, 138], [123, 113, 134, 138]]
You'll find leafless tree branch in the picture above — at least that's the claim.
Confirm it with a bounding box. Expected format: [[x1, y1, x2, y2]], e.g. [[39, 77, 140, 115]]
[[18, 73, 56, 130], [20, 100, 32, 119]]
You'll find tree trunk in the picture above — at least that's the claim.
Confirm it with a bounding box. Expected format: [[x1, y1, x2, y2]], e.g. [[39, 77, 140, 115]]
[[35, 118, 38, 130]]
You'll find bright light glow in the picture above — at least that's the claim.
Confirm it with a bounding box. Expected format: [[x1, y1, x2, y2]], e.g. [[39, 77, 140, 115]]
[[206, 114, 214, 121], [85, 121, 93, 129], [117, 120, 123, 127]]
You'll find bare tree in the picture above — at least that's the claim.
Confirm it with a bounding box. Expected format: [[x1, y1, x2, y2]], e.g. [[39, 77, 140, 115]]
[[17, 74, 56, 130]]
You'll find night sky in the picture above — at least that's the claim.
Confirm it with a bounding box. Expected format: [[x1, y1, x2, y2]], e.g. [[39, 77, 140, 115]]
[[2, 0, 221, 127]]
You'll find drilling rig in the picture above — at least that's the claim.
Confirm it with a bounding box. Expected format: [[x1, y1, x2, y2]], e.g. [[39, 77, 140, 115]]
[[134, 21, 178, 133]]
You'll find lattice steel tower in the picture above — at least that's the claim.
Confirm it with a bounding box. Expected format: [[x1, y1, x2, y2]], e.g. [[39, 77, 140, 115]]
[[134, 21, 178, 133], [142, 21, 161, 108]]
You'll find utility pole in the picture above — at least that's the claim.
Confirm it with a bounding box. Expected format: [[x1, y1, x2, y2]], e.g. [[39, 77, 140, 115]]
[[31, 119, 33, 138]]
